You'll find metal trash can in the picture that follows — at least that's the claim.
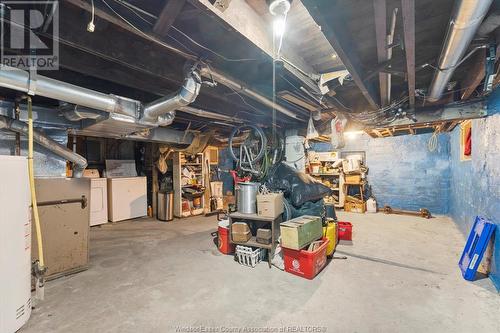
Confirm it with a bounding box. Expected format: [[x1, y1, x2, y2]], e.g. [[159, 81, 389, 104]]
[[157, 191, 174, 221]]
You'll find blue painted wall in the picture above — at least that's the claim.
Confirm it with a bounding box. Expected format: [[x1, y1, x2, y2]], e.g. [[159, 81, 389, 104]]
[[449, 90, 500, 290], [312, 132, 451, 214]]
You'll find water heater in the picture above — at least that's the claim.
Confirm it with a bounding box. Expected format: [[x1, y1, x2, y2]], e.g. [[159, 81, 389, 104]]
[[0, 156, 32, 332]]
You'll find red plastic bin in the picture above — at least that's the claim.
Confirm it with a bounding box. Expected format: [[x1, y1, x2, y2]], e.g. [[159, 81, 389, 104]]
[[338, 222, 352, 241], [282, 237, 329, 279], [218, 226, 235, 254]]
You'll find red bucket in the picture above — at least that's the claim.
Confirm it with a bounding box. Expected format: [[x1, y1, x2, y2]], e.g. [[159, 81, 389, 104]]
[[218, 226, 235, 255], [282, 237, 329, 279]]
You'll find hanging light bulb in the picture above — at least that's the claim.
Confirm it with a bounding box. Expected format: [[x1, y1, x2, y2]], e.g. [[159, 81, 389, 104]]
[[269, 0, 291, 16], [269, 0, 291, 37], [273, 16, 287, 37]]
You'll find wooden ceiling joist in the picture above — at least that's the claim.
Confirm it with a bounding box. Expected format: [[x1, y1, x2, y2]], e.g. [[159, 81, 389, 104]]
[[153, 0, 187, 36], [401, 0, 416, 108], [302, 0, 380, 110], [461, 48, 487, 100], [373, 0, 389, 107]]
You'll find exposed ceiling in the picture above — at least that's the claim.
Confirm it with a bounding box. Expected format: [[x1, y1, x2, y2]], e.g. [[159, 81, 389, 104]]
[[0, 0, 498, 136]]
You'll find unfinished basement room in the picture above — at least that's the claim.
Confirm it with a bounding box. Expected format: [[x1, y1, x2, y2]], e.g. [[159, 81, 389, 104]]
[[1, 0, 500, 332]]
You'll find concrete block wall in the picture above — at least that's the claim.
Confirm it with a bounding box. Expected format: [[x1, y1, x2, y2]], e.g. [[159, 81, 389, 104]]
[[448, 90, 500, 290], [312, 132, 451, 214]]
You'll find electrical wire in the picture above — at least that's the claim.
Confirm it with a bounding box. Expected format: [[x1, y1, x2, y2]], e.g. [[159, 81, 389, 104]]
[[107, 0, 258, 63], [113, 0, 155, 24], [204, 63, 262, 114], [170, 26, 259, 62], [87, 0, 95, 32], [100, 0, 197, 59]]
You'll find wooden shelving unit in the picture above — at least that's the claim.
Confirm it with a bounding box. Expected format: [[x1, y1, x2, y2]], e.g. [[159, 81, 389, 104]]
[[172, 152, 207, 218], [308, 152, 345, 208], [228, 212, 282, 268]]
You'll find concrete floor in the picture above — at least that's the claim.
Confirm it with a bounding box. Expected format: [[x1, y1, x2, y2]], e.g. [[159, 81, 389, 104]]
[[21, 212, 500, 333]]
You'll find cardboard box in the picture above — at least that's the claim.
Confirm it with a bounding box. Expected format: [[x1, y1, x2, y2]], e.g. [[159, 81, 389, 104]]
[[257, 193, 284, 218], [232, 230, 251, 243], [344, 174, 362, 184], [344, 201, 366, 213], [256, 228, 272, 245], [232, 222, 250, 233], [342, 159, 362, 174], [280, 215, 323, 250], [210, 181, 223, 198]]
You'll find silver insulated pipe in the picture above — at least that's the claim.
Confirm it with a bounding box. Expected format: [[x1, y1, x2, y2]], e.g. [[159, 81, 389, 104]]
[[0, 65, 201, 123], [0, 115, 88, 177], [427, 0, 493, 102], [0, 65, 139, 117], [141, 71, 201, 126]]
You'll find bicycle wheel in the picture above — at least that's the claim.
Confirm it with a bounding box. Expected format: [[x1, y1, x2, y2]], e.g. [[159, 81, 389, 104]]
[[228, 124, 267, 165]]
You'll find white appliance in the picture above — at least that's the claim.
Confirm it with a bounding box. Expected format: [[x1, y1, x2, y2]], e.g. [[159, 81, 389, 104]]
[[90, 178, 108, 226], [285, 135, 306, 172], [107, 177, 147, 222], [0, 156, 32, 333]]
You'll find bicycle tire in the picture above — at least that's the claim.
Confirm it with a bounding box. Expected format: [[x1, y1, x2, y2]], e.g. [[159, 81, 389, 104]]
[[228, 124, 267, 165]]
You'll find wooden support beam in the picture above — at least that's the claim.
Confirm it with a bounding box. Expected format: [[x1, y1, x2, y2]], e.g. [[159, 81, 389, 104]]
[[302, 0, 380, 109], [365, 100, 486, 130], [408, 126, 415, 135], [373, 129, 384, 138], [373, 0, 389, 107], [366, 130, 379, 139], [445, 120, 460, 132], [461, 48, 487, 100], [401, 0, 416, 108], [153, 0, 187, 36]]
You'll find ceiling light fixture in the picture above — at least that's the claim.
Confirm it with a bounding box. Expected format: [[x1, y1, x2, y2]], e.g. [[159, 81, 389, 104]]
[[269, 0, 291, 38], [344, 130, 364, 140]]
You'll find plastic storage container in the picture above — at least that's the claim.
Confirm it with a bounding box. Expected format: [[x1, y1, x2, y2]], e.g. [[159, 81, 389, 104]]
[[366, 197, 377, 213], [323, 221, 337, 257], [338, 222, 353, 241], [235, 245, 266, 267], [282, 237, 329, 279]]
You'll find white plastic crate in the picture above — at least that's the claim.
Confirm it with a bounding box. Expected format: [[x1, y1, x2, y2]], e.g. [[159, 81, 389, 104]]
[[235, 245, 266, 268]]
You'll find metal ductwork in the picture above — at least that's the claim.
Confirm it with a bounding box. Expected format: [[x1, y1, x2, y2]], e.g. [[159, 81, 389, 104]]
[[0, 115, 88, 177], [0, 65, 140, 118], [141, 71, 201, 126], [427, 0, 493, 102], [0, 64, 201, 128]]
